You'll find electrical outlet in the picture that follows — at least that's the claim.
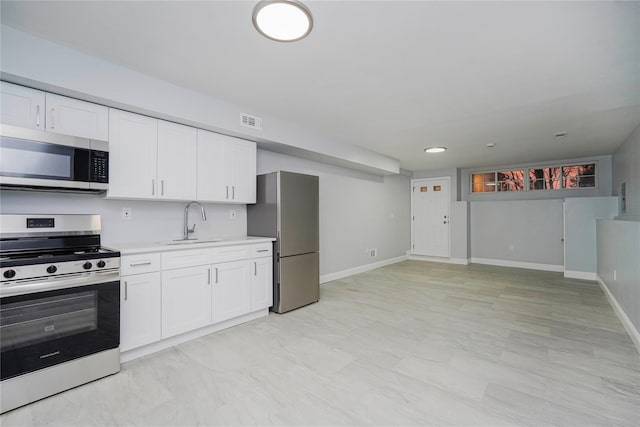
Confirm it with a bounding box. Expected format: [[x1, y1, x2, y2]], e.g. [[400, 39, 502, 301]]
[[369, 248, 377, 258], [508, 244, 515, 253], [613, 269, 617, 281], [122, 207, 132, 220], [229, 209, 237, 220]]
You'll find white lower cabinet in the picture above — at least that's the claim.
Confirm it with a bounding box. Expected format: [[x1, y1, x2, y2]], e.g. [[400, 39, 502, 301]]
[[211, 260, 251, 324], [162, 265, 212, 339], [250, 247, 273, 311], [120, 272, 161, 352], [119, 241, 273, 358]]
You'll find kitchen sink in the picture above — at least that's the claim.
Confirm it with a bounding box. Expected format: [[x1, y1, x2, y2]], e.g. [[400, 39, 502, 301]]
[[166, 238, 224, 245]]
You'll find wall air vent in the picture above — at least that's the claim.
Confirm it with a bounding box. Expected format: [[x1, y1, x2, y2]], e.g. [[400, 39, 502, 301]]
[[240, 113, 263, 130]]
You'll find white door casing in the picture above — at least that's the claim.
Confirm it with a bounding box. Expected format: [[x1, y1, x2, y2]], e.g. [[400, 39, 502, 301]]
[[412, 177, 450, 257]]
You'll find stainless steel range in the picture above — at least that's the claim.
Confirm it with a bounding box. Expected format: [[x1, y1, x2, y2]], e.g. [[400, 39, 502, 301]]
[[0, 214, 120, 413]]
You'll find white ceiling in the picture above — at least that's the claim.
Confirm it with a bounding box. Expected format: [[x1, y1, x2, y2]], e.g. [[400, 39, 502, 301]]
[[1, 1, 639, 172]]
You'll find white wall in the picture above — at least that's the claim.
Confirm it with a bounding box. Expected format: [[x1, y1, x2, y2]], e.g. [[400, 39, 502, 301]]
[[0, 190, 246, 246], [597, 124, 640, 351], [597, 220, 640, 347], [563, 197, 618, 278], [256, 150, 411, 277], [471, 199, 564, 269], [613, 124, 640, 220]]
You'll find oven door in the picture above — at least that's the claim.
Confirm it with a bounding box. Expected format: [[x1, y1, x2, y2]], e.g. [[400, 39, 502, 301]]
[[0, 277, 120, 381]]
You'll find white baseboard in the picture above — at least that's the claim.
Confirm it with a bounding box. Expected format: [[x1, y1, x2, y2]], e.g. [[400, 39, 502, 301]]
[[597, 275, 640, 355], [564, 270, 597, 281], [470, 257, 564, 272], [409, 255, 469, 265], [120, 309, 269, 363], [320, 254, 409, 284]]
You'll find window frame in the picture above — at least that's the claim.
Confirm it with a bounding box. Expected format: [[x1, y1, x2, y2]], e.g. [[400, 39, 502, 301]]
[[470, 161, 598, 194]]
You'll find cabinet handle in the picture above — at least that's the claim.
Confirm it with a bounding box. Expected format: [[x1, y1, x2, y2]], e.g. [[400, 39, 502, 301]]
[[50, 108, 55, 129], [215, 267, 219, 283], [36, 105, 40, 126], [254, 262, 257, 276], [152, 179, 155, 196], [161, 180, 164, 196], [256, 249, 269, 253], [232, 186, 235, 200], [124, 281, 128, 301], [226, 185, 229, 199], [208, 268, 211, 285], [130, 261, 152, 267]]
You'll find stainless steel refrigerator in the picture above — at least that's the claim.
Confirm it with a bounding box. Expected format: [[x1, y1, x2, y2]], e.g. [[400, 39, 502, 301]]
[[247, 171, 319, 313]]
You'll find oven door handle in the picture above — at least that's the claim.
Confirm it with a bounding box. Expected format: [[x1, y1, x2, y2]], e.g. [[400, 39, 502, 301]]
[[0, 270, 120, 298]]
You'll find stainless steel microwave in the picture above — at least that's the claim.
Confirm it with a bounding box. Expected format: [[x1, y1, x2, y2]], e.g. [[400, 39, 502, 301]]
[[0, 125, 108, 193]]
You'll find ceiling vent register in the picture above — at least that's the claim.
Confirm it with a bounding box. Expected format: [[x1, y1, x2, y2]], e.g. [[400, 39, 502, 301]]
[[240, 113, 263, 130]]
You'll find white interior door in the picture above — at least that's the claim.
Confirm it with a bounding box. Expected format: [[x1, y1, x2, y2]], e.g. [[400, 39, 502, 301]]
[[412, 178, 450, 257]]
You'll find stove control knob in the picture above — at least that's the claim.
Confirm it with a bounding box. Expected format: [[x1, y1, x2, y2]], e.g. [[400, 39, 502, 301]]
[[83, 261, 93, 270], [97, 260, 106, 268], [47, 265, 58, 274], [3, 269, 16, 279]]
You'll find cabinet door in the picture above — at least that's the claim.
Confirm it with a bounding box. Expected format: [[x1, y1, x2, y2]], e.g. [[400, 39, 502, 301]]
[[121, 272, 162, 352], [250, 256, 273, 311], [107, 109, 158, 199], [162, 266, 212, 339], [227, 138, 256, 203], [196, 129, 227, 202], [0, 82, 45, 130], [45, 93, 108, 140], [212, 260, 251, 323], [157, 120, 197, 201]]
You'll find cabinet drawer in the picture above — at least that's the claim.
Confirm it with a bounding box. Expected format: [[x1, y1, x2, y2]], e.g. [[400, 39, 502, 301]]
[[211, 245, 251, 263], [121, 253, 161, 276], [162, 248, 211, 270], [251, 243, 273, 258]]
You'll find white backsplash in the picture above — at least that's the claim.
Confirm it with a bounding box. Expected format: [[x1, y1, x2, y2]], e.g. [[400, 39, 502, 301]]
[[0, 190, 247, 246]]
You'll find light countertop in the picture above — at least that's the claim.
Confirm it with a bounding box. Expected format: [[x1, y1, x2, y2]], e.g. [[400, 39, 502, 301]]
[[109, 236, 275, 255]]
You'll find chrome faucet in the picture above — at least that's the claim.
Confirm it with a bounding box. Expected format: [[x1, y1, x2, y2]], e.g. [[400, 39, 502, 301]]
[[183, 201, 207, 240]]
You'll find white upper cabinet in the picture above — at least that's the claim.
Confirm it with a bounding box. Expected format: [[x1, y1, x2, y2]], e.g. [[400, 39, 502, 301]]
[[108, 109, 158, 199], [108, 109, 199, 201], [196, 130, 227, 201], [196, 130, 256, 203], [0, 82, 45, 130], [228, 138, 257, 203], [45, 93, 109, 141], [157, 120, 197, 200], [1, 82, 108, 140]]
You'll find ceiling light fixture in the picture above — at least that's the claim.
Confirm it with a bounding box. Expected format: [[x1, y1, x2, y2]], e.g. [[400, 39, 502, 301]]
[[253, 0, 313, 42], [424, 147, 447, 154]]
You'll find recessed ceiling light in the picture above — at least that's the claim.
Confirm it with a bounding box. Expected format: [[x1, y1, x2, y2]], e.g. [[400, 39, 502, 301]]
[[424, 147, 447, 154], [554, 131, 568, 138], [253, 0, 313, 42], [486, 143, 496, 148]]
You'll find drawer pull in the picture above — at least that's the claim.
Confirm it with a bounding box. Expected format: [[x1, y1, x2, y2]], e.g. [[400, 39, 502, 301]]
[[254, 262, 257, 276], [256, 249, 269, 253], [124, 281, 128, 301], [129, 261, 152, 267], [215, 267, 219, 283], [208, 268, 211, 285]]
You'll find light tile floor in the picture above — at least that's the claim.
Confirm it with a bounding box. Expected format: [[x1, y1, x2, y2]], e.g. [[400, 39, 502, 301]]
[[2, 261, 639, 426]]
